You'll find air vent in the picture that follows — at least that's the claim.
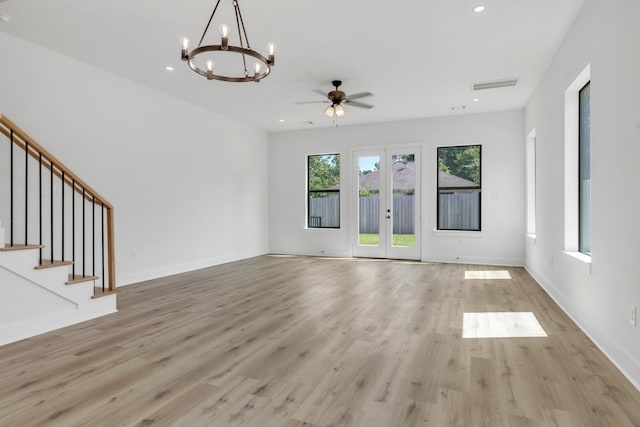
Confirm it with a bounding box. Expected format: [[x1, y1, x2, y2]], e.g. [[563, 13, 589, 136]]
[[472, 78, 519, 91]]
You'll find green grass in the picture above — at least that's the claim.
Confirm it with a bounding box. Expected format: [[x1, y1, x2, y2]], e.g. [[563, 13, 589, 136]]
[[358, 234, 415, 247], [359, 233, 380, 246], [392, 234, 416, 247]]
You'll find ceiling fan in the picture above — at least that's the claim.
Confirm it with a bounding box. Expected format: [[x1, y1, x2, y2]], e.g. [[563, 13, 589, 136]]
[[296, 80, 374, 118]]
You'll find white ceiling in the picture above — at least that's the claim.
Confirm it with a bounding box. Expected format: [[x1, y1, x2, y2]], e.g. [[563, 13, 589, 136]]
[[0, 0, 585, 132]]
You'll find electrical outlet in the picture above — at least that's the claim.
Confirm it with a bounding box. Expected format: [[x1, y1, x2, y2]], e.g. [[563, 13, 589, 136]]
[[630, 305, 637, 327]]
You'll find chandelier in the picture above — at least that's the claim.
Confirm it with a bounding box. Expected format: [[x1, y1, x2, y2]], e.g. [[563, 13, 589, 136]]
[[180, 0, 275, 83]]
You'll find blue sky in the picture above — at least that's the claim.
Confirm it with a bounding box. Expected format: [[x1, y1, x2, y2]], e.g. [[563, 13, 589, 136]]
[[358, 156, 379, 173]]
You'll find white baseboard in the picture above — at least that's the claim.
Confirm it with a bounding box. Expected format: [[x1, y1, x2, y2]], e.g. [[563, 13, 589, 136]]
[[117, 250, 269, 287], [269, 249, 353, 258], [525, 265, 640, 392], [425, 254, 524, 267]]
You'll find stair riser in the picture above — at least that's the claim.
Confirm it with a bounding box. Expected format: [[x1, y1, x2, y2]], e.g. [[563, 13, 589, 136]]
[[0, 250, 94, 303]]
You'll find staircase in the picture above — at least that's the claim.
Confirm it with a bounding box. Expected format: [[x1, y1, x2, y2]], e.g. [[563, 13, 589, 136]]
[[0, 115, 117, 346]]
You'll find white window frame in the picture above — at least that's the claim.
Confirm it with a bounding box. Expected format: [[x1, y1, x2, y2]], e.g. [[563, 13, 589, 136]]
[[526, 129, 536, 238]]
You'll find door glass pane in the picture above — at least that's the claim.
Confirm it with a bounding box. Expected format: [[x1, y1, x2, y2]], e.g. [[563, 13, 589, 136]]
[[358, 156, 380, 246], [391, 154, 416, 247]]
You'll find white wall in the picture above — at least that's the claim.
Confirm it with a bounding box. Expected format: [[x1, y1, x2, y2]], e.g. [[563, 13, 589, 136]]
[[269, 110, 525, 266], [0, 33, 269, 286], [525, 0, 640, 388]]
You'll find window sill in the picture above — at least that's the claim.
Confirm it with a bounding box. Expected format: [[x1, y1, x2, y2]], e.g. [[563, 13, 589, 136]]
[[562, 250, 592, 275], [433, 229, 484, 238]]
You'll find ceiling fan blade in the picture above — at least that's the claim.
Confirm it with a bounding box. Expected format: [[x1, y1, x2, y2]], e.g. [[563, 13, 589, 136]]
[[312, 89, 328, 98], [346, 91, 373, 101], [345, 100, 374, 109], [295, 100, 331, 105]]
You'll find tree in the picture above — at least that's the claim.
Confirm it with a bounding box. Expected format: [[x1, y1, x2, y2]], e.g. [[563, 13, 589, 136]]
[[438, 146, 480, 185], [309, 154, 340, 194], [392, 154, 414, 164]]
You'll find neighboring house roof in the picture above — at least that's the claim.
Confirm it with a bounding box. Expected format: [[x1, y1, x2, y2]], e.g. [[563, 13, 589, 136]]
[[438, 170, 476, 188], [354, 161, 476, 190], [358, 161, 416, 190]]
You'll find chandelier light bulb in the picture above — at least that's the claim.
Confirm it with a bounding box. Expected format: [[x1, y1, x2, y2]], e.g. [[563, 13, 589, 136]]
[[254, 62, 261, 75], [219, 23, 230, 38], [267, 42, 276, 65], [180, 37, 191, 60], [219, 23, 230, 49], [205, 59, 215, 80]]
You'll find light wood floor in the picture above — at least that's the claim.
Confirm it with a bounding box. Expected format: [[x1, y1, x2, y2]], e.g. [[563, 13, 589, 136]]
[[1, 255, 639, 426]]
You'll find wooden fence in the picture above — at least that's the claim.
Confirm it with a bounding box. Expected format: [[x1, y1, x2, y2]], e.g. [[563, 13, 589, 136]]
[[310, 194, 415, 233], [438, 191, 480, 230], [311, 192, 480, 232], [358, 195, 415, 234], [309, 193, 340, 228]]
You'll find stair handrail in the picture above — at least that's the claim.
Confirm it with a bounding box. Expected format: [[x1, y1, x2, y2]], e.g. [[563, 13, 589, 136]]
[[0, 114, 116, 293]]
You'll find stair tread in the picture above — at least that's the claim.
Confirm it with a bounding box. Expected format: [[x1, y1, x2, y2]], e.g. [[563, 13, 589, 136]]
[[66, 274, 99, 285], [1, 244, 44, 252], [35, 260, 74, 270], [92, 287, 119, 299]]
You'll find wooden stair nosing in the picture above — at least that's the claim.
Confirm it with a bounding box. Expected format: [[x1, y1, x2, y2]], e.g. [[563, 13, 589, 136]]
[[1, 244, 44, 252], [92, 288, 119, 299], [66, 275, 99, 285], [35, 260, 74, 270]]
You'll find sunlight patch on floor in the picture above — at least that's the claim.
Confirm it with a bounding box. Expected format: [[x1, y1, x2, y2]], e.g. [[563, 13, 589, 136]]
[[462, 312, 547, 338], [465, 270, 512, 280]]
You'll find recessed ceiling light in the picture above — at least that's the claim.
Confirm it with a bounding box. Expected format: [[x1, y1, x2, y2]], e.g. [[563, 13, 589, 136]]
[[473, 98, 480, 102], [165, 66, 174, 71], [473, 5, 486, 12], [279, 119, 284, 122]]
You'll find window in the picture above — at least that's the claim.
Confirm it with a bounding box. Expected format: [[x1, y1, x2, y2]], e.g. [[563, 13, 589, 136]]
[[579, 82, 591, 254], [526, 130, 536, 236], [307, 154, 340, 228], [437, 145, 481, 231], [564, 64, 590, 262]]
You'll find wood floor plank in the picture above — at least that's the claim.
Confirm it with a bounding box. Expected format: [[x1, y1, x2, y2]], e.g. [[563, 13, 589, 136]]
[[0, 255, 638, 426]]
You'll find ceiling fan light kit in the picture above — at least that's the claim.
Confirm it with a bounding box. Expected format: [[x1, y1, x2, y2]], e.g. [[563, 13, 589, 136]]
[[325, 104, 345, 118], [180, 0, 275, 83]]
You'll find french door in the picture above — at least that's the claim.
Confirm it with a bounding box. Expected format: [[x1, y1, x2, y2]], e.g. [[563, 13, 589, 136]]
[[352, 147, 421, 260]]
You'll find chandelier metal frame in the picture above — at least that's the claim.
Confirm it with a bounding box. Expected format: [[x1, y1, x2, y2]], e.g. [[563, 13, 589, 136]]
[[180, 0, 275, 83]]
